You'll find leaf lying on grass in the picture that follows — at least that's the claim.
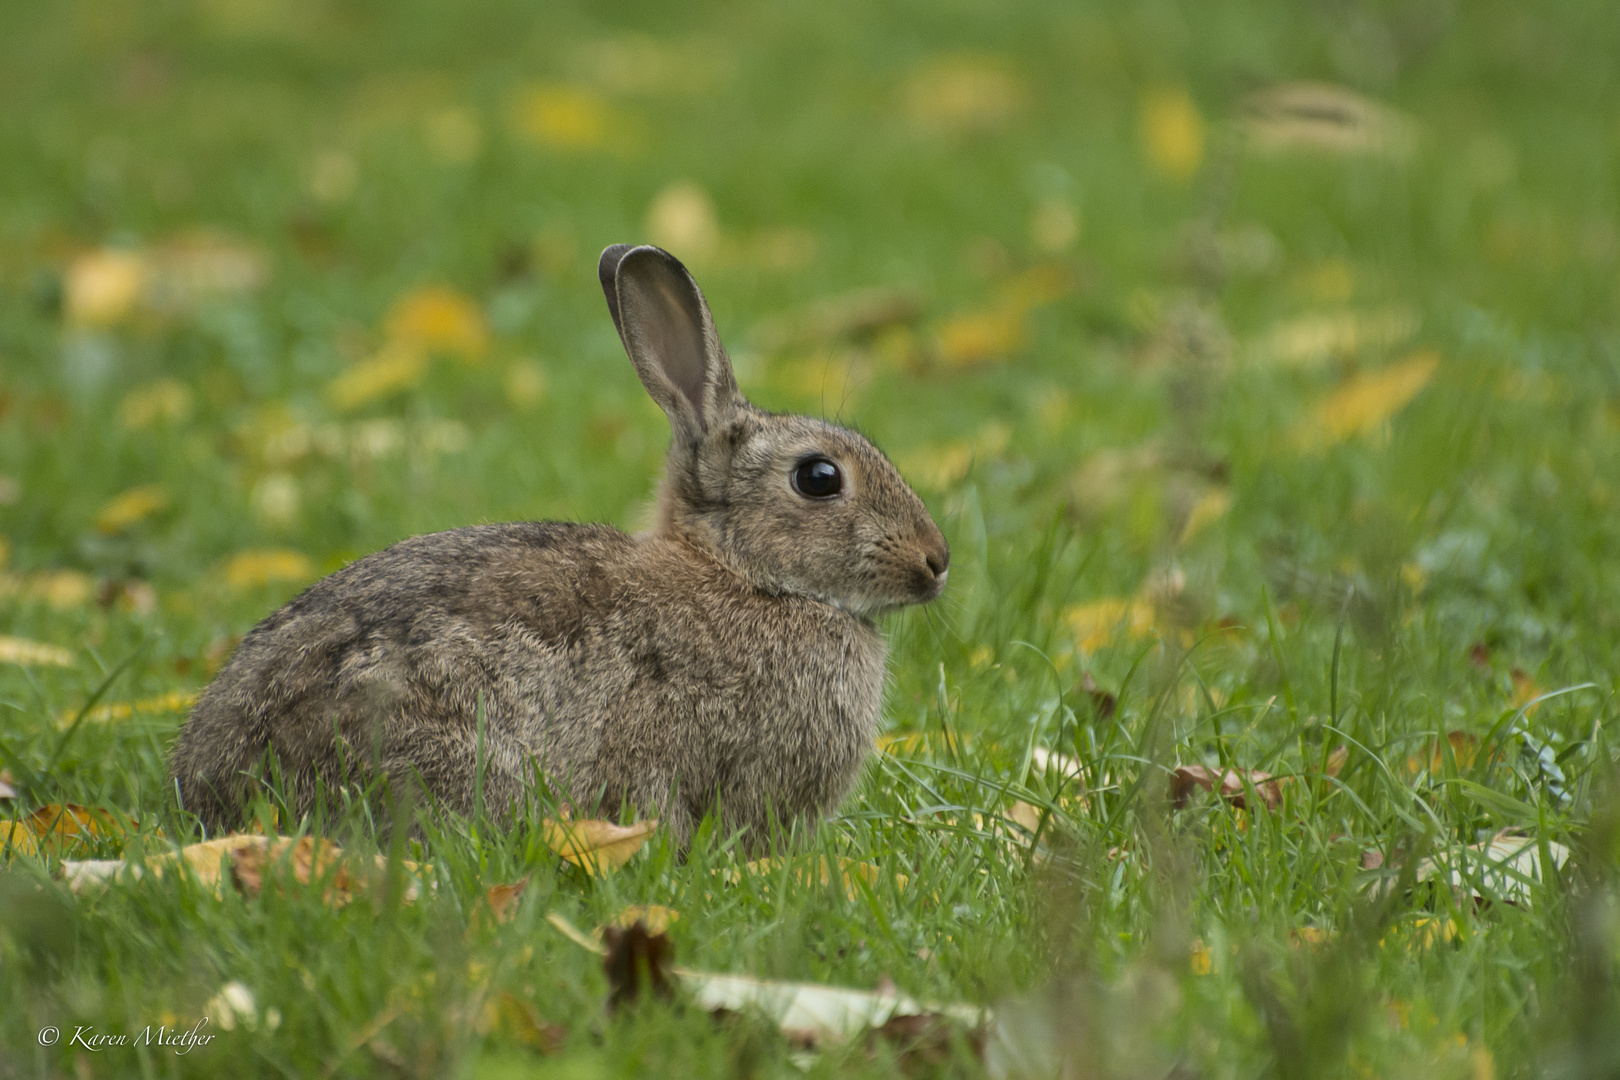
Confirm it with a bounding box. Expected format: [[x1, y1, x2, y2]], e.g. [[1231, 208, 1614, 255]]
[[1170, 747, 1347, 812], [53, 689, 198, 728], [555, 913, 987, 1053], [1, 803, 127, 857], [728, 855, 904, 901], [1170, 764, 1283, 811], [0, 635, 75, 668], [1415, 831, 1569, 907], [58, 834, 432, 905], [541, 817, 657, 875]]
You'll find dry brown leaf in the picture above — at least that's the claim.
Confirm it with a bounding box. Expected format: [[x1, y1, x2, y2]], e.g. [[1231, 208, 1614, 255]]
[[751, 287, 924, 354], [1510, 668, 1543, 714], [1169, 764, 1282, 811], [546, 912, 987, 1048], [1242, 82, 1416, 157], [541, 817, 657, 875], [1404, 731, 1480, 776], [601, 920, 677, 1012], [476, 877, 530, 929]]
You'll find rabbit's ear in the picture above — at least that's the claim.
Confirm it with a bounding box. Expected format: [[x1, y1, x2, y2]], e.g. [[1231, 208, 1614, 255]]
[[600, 244, 740, 438]]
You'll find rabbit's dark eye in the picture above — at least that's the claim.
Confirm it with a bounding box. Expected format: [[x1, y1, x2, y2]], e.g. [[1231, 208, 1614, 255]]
[[792, 458, 843, 499]]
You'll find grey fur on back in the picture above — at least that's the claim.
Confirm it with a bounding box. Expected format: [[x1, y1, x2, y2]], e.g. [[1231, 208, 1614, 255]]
[[169, 245, 949, 851]]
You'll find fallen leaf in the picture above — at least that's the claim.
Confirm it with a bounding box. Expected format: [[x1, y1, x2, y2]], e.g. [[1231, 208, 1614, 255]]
[[384, 286, 487, 361], [735, 855, 901, 902], [59, 834, 430, 904], [900, 54, 1026, 135], [55, 689, 198, 729], [750, 287, 924, 354], [541, 817, 657, 875], [1415, 831, 1568, 907], [1065, 598, 1155, 654], [0, 635, 75, 668], [1139, 86, 1204, 181], [1169, 764, 1282, 811], [64, 249, 148, 326], [1250, 308, 1418, 369], [490, 992, 565, 1053], [547, 912, 988, 1049], [511, 84, 620, 151], [864, 1010, 987, 1072], [327, 344, 429, 411], [646, 182, 720, 263], [1292, 350, 1440, 450], [601, 920, 677, 1012], [224, 548, 314, 590], [1179, 487, 1232, 544], [599, 904, 679, 937], [119, 380, 194, 429], [1468, 643, 1492, 671], [471, 877, 530, 932], [1510, 668, 1543, 714], [1, 803, 125, 859], [1076, 672, 1118, 719], [1404, 731, 1480, 776], [1242, 82, 1416, 157]]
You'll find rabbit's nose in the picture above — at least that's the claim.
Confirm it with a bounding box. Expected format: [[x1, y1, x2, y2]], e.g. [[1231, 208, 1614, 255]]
[[925, 548, 948, 578]]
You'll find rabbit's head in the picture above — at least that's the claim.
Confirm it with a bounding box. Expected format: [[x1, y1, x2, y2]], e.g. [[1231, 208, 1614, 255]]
[[600, 245, 949, 618]]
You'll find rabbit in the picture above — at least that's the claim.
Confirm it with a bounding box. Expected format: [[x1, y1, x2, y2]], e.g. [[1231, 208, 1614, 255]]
[[168, 244, 950, 852]]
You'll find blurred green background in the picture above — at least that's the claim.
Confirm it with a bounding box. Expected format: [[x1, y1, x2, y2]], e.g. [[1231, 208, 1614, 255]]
[[2, 1, 1620, 1074]]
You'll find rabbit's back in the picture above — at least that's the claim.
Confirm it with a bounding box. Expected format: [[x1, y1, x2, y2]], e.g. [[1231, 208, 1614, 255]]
[[170, 521, 886, 843]]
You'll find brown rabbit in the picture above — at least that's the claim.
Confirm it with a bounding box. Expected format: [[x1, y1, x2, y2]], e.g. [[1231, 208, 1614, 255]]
[[169, 245, 949, 851]]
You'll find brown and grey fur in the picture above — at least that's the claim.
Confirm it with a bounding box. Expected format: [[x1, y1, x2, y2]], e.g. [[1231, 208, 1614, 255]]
[[168, 244, 949, 850]]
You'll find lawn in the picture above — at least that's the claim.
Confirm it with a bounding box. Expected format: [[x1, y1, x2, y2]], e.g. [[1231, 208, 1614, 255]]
[[2, 0, 1619, 1076]]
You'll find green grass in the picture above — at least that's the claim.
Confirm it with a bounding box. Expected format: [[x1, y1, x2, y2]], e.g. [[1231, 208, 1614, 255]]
[[3, 0, 1620, 1075]]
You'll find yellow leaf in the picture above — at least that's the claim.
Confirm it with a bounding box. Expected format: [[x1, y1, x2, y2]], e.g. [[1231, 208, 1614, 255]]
[[598, 904, 679, 937], [736, 855, 900, 902], [95, 484, 170, 534], [224, 549, 314, 590], [1065, 598, 1155, 654], [1510, 668, 1543, 714], [512, 84, 617, 150], [0, 635, 74, 668], [0, 822, 39, 857], [1251, 308, 1418, 368], [1189, 939, 1213, 975], [900, 54, 1027, 134], [327, 344, 428, 411], [384, 286, 488, 361], [1179, 487, 1232, 544], [64, 249, 148, 326], [55, 689, 198, 729], [1242, 82, 1415, 158], [541, 817, 657, 875], [119, 380, 194, 429], [504, 360, 548, 407], [1292, 350, 1440, 450], [646, 181, 721, 262], [1140, 87, 1204, 181], [936, 307, 1025, 368]]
